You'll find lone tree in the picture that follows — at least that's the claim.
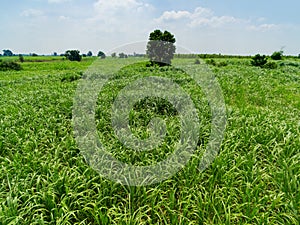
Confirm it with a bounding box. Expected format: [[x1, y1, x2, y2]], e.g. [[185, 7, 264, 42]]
[[271, 51, 283, 60], [3, 50, 13, 57], [146, 29, 176, 66], [87, 51, 93, 57], [97, 51, 106, 59], [65, 50, 82, 62], [251, 54, 267, 67]]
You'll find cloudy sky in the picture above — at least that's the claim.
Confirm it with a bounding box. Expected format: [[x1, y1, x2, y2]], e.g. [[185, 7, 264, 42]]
[[1, 0, 299, 55]]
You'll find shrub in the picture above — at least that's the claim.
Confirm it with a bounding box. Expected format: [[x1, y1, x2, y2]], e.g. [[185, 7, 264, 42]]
[[119, 53, 127, 59], [279, 61, 300, 67], [65, 50, 82, 62], [87, 51, 93, 57], [251, 54, 267, 67], [98, 51, 106, 59], [61, 72, 83, 82], [194, 59, 200, 64], [263, 61, 278, 69], [217, 61, 228, 67], [0, 61, 22, 71], [206, 59, 216, 66], [19, 54, 24, 63], [271, 51, 283, 60]]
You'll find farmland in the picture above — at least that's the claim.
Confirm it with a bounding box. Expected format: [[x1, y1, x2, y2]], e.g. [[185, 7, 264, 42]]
[[0, 56, 299, 224]]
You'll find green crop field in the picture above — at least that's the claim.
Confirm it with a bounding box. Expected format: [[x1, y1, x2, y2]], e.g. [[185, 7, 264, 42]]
[[0, 56, 299, 224]]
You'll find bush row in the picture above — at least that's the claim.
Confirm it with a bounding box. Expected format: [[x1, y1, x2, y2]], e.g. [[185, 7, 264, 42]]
[[0, 61, 22, 71]]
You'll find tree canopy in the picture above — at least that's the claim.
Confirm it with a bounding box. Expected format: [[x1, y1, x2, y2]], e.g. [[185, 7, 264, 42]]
[[271, 51, 283, 60], [87, 51, 93, 57], [146, 29, 176, 66], [97, 51, 106, 59], [3, 50, 13, 57], [251, 54, 267, 67], [65, 50, 82, 62]]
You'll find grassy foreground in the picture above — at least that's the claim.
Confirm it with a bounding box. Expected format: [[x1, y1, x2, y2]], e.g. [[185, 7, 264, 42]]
[[0, 57, 299, 224]]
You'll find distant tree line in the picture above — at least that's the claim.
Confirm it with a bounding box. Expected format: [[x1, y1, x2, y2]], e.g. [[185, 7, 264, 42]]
[[1, 44, 300, 67], [109, 52, 146, 58]]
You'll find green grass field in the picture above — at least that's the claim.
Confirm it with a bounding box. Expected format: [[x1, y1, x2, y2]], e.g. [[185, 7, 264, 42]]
[[0, 56, 299, 224]]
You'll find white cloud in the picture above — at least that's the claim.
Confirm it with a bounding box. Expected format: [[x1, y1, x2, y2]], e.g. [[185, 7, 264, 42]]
[[11, 3, 291, 55], [156, 6, 282, 33], [152, 6, 287, 55], [157, 10, 190, 21], [94, 0, 153, 16], [157, 7, 212, 22], [58, 15, 70, 21], [85, 0, 154, 34], [190, 7, 214, 19], [190, 15, 238, 27], [248, 23, 279, 32], [21, 9, 44, 17], [157, 7, 239, 28]]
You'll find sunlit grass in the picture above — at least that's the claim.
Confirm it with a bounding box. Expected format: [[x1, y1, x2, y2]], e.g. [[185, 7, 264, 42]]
[[0, 57, 299, 224]]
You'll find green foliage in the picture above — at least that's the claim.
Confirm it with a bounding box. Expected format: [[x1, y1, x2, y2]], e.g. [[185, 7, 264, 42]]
[[263, 61, 278, 69], [194, 58, 200, 64], [271, 51, 283, 60], [111, 52, 117, 58], [87, 51, 93, 57], [0, 57, 299, 224], [174, 54, 199, 59], [251, 54, 268, 67], [19, 54, 24, 63], [146, 29, 176, 66], [206, 59, 216, 66], [65, 50, 82, 62], [199, 53, 251, 59], [119, 52, 128, 58], [97, 51, 106, 59], [205, 59, 228, 67], [3, 49, 13, 56], [279, 61, 300, 67], [0, 61, 22, 71], [217, 61, 228, 67], [61, 71, 83, 82]]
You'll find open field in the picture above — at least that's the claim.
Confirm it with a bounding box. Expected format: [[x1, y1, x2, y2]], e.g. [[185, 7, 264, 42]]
[[0, 57, 299, 224]]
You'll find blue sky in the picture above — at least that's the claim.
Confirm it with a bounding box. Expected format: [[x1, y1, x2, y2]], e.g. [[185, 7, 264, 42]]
[[1, 0, 300, 55]]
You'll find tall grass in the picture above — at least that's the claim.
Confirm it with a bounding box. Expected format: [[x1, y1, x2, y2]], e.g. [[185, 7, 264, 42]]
[[0, 57, 299, 224]]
